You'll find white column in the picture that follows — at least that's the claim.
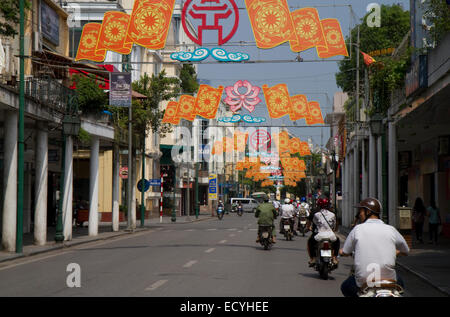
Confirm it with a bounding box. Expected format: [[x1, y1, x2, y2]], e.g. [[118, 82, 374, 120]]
[[24, 164, 32, 234], [34, 123, 48, 245], [112, 143, 120, 232], [377, 136, 383, 207], [2, 111, 18, 252], [89, 136, 99, 236], [63, 136, 73, 241], [369, 134, 377, 197], [354, 144, 360, 206], [362, 139, 368, 199], [131, 149, 137, 229], [347, 151, 354, 228], [341, 159, 347, 227], [388, 122, 398, 227]]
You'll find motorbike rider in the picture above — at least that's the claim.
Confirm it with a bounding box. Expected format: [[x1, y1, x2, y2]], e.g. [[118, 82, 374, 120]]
[[307, 197, 340, 266], [272, 199, 281, 215], [339, 198, 410, 297], [297, 197, 310, 231], [280, 198, 296, 235], [255, 196, 278, 243]]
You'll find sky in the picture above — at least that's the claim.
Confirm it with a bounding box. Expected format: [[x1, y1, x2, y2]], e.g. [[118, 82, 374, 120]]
[[192, 0, 411, 149]]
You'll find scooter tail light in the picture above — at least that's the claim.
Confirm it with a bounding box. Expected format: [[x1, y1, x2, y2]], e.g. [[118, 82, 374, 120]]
[[322, 242, 330, 250]]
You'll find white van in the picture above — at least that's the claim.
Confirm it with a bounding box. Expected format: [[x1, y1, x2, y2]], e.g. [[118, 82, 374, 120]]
[[230, 198, 259, 213]]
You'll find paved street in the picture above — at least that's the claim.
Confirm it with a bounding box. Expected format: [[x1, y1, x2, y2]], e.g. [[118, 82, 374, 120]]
[[0, 213, 445, 297]]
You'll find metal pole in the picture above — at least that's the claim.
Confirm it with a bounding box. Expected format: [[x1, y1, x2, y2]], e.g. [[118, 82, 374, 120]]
[[55, 133, 66, 242], [195, 162, 199, 219], [172, 164, 177, 222], [127, 96, 132, 230], [382, 133, 388, 223], [140, 137, 145, 227], [16, 0, 26, 253], [187, 165, 190, 217]]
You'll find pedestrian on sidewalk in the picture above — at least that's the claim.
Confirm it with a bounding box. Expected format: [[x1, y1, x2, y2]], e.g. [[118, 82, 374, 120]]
[[427, 201, 442, 245], [412, 197, 426, 244]]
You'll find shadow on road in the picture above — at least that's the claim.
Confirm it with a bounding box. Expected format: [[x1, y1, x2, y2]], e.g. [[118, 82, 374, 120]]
[[297, 272, 337, 281]]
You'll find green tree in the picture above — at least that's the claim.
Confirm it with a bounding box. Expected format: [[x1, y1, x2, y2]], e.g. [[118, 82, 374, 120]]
[[180, 64, 200, 94], [0, 0, 31, 37], [74, 74, 108, 114], [335, 4, 410, 117], [423, 0, 450, 45]]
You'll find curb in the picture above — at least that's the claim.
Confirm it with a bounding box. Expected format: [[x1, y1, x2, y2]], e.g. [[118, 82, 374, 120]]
[[338, 228, 450, 297]]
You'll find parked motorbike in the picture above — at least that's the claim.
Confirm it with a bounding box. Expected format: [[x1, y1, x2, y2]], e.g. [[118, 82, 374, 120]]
[[237, 205, 243, 216], [313, 239, 337, 280], [217, 206, 225, 220], [298, 216, 308, 237], [281, 218, 294, 241], [258, 225, 273, 250]]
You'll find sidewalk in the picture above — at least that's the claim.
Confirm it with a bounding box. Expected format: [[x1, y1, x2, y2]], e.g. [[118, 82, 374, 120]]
[[0, 213, 213, 264], [339, 226, 450, 296]]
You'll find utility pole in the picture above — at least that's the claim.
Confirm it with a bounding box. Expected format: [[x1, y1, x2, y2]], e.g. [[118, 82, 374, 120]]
[[354, 24, 361, 206], [127, 87, 133, 230], [140, 136, 145, 228], [16, 0, 25, 253]]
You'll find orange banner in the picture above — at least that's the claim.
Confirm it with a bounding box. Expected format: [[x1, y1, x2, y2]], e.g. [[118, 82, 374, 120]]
[[234, 130, 249, 152], [245, 0, 297, 49], [317, 19, 349, 58], [223, 137, 235, 153], [97, 12, 133, 55], [177, 95, 196, 121], [306, 101, 324, 125], [195, 85, 224, 119], [299, 141, 311, 156], [274, 131, 290, 154], [289, 137, 302, 154], [262, 84, 292, 119], [162, 101, 180, 124], [290, 8, 326, 52], [127, 0, 175, 49], [211, 140, 223, 155], [289, 94, 310, 121], [361, 51, 376, 66], [75, 23, 106, 62]]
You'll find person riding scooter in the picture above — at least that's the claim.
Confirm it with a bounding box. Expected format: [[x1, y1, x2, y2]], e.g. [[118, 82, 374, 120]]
[[255, 197, 278, 243], [339, 198, 410, 297], [280, 198, 296, 235], [307, 197, 340, 266]]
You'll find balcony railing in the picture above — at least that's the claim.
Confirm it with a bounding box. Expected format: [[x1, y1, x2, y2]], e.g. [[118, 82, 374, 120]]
[[2, 76, 78, 115]]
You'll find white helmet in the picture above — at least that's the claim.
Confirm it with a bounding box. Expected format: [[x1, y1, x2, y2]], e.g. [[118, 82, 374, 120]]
[[284, 198, 291, 204]]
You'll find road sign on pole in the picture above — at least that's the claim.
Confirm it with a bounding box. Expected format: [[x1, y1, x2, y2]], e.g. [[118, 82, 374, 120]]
[[209, 174, 217, 200]]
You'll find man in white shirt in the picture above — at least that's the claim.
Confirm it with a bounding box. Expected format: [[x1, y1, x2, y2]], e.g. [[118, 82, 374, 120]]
[[339, 198, 410, 297], [280, 199, 296, 234]]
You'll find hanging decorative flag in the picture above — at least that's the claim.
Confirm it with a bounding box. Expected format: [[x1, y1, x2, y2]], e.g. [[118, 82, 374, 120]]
[[224, 80, 261, 113], [289, 7, 326, 52], [245, 0, 296, 49], [75, 23, 106, 62], [127, 0, 176, 49], [305, 101, 324, 125], [223, 137, 235, 153], [273, 131, 290, 155], [289, 94, 309, 121], [361, 51, 376, 66], [162, 101, 180, 124], [299, 141, 311, 156], [195, 85, 224, 119], [317, 18, 349, 58], [234, 130, 249, 152], [177, 95, 197, 121], [262, 84, 293, 119], [289, 137, 302, 154], [97, 12, 133, 55]]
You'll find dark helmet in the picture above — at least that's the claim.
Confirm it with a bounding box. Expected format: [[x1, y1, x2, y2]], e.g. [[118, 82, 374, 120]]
[[317, 197, 330, 209], [354, 198, 382, 216]]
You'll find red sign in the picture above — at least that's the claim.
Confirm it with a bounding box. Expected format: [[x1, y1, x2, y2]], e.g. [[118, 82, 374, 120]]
[[250, 129, 271, 152], [182, 0, 239, 46], [119, 167, 129, 179], [69, 64, 118, 90]]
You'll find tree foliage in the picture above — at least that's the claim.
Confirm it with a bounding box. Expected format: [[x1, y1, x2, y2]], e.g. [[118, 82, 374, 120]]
[[423, 0, 450, 45], [335, 4, 410, 117], [179, 64, 200, 94], [0, 0, 31, 37], [73, 74, 108, 114]]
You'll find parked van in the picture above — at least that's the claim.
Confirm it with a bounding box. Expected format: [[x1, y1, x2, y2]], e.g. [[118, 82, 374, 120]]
[[230, 198, 259, 213]]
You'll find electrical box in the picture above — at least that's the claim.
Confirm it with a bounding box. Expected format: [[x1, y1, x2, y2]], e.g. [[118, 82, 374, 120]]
[[397, 207, 412, 230]]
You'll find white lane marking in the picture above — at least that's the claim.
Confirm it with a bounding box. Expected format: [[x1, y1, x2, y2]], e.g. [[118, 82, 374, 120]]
[[145, 279, 168, 291], [183, 260, 198, 268], [229, 234, 236, 237], [249, 229, 257, 231], [156, 228, 164, 231], [205, 248, 216, 253], [219, 240, 227, 244], [227, 228, 237, 231], [238, 231, 243, 233], [185, 229, 196, 232], [207, 229, 217, 231]]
